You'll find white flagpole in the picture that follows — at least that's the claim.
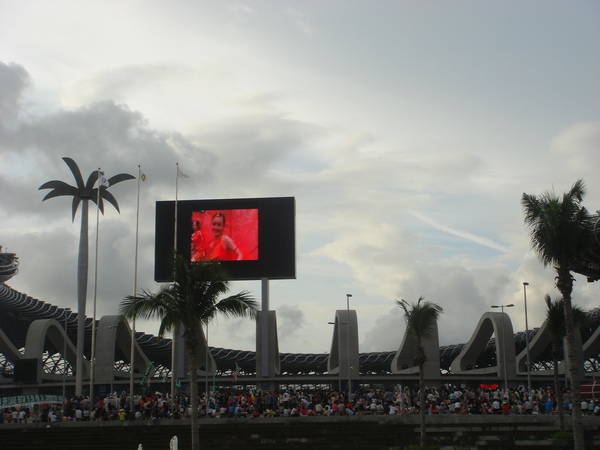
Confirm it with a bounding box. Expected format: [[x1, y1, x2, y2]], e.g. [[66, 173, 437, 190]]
[[174, 163, 180, 252], [171, 163, 179, 404], [89, 168, 102, 411], [130, 165, 142, 409]]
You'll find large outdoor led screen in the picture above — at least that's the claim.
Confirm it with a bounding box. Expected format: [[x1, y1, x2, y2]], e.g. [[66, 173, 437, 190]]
[[155, 197, 295, 281]]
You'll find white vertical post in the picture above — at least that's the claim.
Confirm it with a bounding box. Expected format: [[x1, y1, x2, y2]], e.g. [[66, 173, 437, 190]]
[[89, 168, 102, 410], [171, 163, 180, 404], [261, 278, 270, 379], [130, 165, 142, 408], [523, 282, 532, 394]]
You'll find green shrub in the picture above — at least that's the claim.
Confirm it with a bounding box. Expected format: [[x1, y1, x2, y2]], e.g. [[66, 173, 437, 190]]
[[550, 431, 574, 440]]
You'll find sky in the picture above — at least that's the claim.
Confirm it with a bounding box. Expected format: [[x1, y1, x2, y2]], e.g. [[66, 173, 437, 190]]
[[1, 1, 599, 355]]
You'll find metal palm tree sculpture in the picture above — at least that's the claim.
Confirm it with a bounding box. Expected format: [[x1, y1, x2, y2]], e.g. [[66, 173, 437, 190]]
[[39, 157, 134, 395]]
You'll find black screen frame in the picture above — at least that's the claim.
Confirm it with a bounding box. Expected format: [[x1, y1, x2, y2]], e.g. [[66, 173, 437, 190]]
[[155, 197, 295, 281]]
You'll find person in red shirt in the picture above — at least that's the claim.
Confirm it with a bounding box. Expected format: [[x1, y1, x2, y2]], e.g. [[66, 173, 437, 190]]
[[208, 213, 243, 261]]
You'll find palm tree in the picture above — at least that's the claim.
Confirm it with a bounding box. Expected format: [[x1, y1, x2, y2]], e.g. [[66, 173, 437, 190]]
[[522, 179, 593, 449], [397, 296, 443, 448], [544, 294, 588, 432], [119, 255, 258, 450], [39, 157, 134, 395]]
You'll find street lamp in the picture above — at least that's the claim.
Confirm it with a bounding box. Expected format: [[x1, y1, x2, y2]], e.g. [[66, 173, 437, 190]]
[[523, 282, 532, 395], [346, 294, 352, 401], [62, 308, 71, 401], [491, 303, 514, 393]]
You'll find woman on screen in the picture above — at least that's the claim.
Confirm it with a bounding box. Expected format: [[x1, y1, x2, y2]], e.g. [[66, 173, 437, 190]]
[[191, 220, 206, 261], [208, 212, 243, 261]]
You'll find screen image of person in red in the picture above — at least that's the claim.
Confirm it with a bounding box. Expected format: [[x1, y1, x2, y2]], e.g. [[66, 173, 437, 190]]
[[191, 209, 258, 261], [190, 220, 206, 261], [208, 212, 243, 261]]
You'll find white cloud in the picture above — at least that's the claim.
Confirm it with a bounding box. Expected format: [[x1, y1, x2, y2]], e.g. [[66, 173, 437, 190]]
[[1, 1, 599, 356], [552, 121, 600, 174]]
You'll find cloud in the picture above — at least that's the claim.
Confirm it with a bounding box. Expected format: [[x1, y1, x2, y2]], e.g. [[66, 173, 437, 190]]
[[183, 113, 324, 196], [0, 62, 31, 137], [552, 121, 600, 175], [277, 304, 308, 345], [65, 65, 192, 107], [361, 307, 404, 352], [412, 211, 509, 253], [286, 8, 318, 38], [1, 1, 599, 357], [228, 3, 254, 16]]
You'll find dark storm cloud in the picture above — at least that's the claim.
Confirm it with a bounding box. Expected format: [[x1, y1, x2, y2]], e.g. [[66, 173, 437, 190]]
[[0, 64, 216, 222]]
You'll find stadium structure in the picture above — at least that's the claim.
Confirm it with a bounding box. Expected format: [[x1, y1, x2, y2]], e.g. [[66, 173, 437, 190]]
[[1, 239, 599, 398]]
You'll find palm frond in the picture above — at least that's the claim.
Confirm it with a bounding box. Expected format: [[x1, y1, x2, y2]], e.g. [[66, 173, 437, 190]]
[[397, 296, 443, 343], [545, 293, 589, 340], [212, 293, 259, 321], [71, 196, 82, 221], [108, 173, 136, 185], [522, 179, 593, 269], [86, 170, 102, 192], [120, 255, 258, 339], [38, 180, 79, 196], [62, 157, 85, 190]]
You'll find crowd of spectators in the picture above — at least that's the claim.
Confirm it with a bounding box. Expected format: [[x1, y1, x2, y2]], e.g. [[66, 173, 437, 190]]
[[2, 384, 600, 423]]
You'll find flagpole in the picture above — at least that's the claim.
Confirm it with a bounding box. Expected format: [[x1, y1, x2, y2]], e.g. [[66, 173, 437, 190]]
[[89, 168, 102, 412], [171, 163, 188, 404], [171, 163, 179, 406], [174, 163, 180, 252], [130, 165, 142, 409], [205, 322, 209, 396]]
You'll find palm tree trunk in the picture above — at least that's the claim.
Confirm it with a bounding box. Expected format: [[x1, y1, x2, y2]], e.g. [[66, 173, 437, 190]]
[[419, 362, 426, 448], [557, 268, 584, 449], [186, 330, 200, 450], [551, 341, 565, 431], [75, 200, 89, 396]]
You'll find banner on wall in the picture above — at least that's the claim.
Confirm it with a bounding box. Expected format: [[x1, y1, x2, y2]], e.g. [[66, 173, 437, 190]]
[[0, 394, 63, 408]]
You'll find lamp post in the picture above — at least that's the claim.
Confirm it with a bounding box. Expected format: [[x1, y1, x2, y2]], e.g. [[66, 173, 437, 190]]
[[491, 303, 514, 393], [523, 282, 532, 395], [346, 293, 352, 401], [62, 308, 71, 401]]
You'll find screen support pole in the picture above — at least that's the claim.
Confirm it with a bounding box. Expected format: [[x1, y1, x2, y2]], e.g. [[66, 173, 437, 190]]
[[261, 278, 269, 378]]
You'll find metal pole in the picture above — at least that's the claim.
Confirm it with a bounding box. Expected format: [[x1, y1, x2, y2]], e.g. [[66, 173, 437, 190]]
[[261, 278, 270, 379], [89, 168, 102, 412], [130, 165, 142, 409], [62, 308, 71, 401], [171, 163, 180, 405], [346, 293, 352, 401], [523, 282, 532, 395], [501, 306, 507, 393], [205, 322, 209, 396]]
